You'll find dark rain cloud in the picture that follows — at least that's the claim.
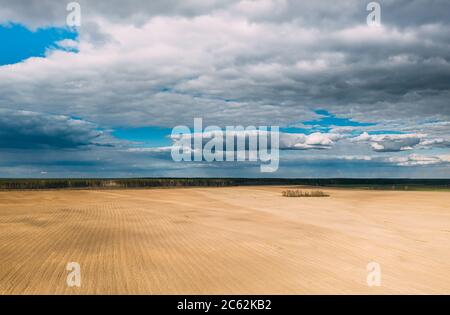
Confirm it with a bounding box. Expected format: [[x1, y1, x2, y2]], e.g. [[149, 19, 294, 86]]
[[0, 109, 105, 149]]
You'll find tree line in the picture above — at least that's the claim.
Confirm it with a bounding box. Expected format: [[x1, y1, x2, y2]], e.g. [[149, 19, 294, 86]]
[[0, 178, 449, 190]]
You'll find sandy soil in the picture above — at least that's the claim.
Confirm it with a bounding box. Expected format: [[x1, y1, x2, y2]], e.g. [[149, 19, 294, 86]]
[[0, 186, 449, 294]]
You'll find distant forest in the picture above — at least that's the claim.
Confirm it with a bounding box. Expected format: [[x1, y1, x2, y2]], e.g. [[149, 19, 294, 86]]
[[0, 178, 449, 190]]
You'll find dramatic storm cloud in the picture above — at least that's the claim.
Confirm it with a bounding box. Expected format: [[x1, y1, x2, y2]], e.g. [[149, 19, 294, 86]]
[[0, 109, 110, 149], [0, 0, 449, 177]]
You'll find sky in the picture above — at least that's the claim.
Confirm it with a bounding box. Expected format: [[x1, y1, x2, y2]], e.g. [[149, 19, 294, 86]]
[[0, 0, 449, 178]]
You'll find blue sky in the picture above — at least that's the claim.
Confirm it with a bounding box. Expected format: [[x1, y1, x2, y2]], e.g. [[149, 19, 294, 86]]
[[111, 110, 396, 147], [0, 23, 78, 66], [0, 0, 449, 178], [281, 110, 377, 134], [303, 110, 376, 128], [113, 126, 173, 147]]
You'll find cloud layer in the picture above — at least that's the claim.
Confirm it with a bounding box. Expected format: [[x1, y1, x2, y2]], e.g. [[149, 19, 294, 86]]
[[0, 0, 449, 177]]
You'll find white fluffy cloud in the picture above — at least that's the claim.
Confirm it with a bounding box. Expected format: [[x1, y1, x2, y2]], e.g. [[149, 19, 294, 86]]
[[420, 138, 450, 148], [353, 132, 425, 152], [169, 129, 341, 150], [388, 154, 450, 166], [280, 132, 341, 150]]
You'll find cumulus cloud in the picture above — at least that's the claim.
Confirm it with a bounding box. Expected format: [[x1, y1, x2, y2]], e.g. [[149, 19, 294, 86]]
[[420, 138, 450, 149], [169, 129, 341, 150], [387, 154, 450, 166], [353, 132, 424, 152], [280, 132, 341, 150], [340, 155, 372, 161]]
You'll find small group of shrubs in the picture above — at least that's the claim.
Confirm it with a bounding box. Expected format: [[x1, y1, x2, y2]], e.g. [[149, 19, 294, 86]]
[[282, 189, 330, 197]]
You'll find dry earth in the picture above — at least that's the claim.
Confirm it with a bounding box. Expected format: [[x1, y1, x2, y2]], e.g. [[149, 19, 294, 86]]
[[0, 186, 449, 294]]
